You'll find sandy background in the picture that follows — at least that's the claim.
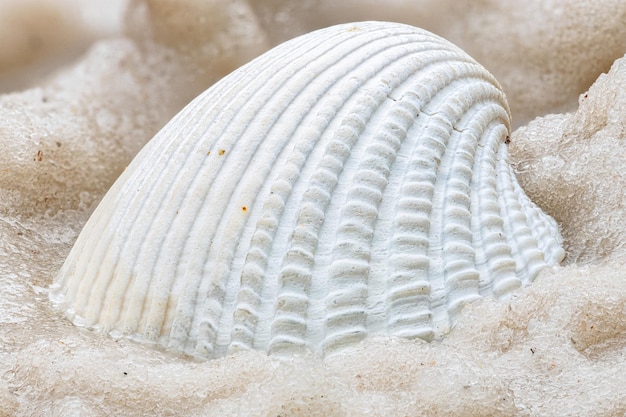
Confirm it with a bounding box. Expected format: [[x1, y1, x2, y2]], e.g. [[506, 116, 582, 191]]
[[0, 0, 625, 415]]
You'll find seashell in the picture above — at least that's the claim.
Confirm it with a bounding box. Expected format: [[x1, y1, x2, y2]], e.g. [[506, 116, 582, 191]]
[[51, 21, 565, 359]]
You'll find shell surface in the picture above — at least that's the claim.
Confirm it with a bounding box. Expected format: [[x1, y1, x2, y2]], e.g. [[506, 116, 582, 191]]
[[51, 21, 564, 359]]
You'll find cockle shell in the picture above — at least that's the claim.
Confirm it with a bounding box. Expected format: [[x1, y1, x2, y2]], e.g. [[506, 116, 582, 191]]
[[51, 21, 565, 359]]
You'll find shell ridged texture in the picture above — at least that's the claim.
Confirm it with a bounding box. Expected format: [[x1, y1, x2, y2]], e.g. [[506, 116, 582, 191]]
[[52, 22, 565, 359]]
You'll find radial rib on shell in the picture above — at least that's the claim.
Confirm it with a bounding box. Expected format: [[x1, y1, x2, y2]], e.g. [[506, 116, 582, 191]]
[[51, 21, 565, 359]]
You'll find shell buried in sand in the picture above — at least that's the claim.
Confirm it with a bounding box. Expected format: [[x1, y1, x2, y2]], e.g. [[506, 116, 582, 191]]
[[51, 21, 565, 360]]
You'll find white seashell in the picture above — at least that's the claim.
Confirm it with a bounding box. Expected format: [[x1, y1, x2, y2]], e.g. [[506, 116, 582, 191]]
[[51, 21, 565, 359]]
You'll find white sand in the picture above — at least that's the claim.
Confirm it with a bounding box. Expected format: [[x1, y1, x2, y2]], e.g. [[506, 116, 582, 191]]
[[0, 1, 625, 415]]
